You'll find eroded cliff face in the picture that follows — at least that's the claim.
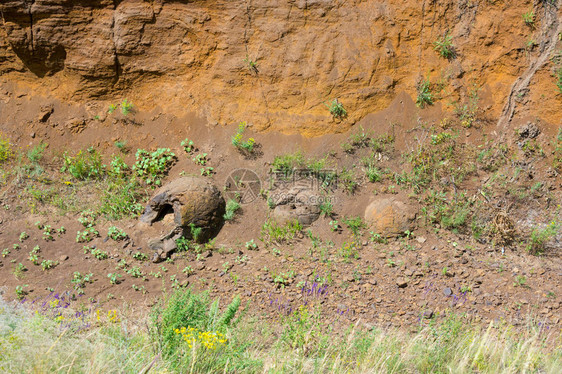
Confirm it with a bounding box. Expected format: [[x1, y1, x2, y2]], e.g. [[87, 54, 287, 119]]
[[1, 0, 561, 135]]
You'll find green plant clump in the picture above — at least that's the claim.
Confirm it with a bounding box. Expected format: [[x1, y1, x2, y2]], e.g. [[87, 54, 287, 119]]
[[0, 133, 12, 163], [526, 221, 559, 255], [325, 99, 347, 119], [342, 216, 365, 237], [271, 151, 336, 186], [150, 289, 241, 360], [120, 99, 133, 116], [223, 199, 241, 221], [522, 11, 535, 26], [433, 32, 455, 59], [107, 226, 128, 241], [133, 148, 176, 186], [231, 122, 256, 154], [181, 138, 195, 153], [260, 219, 303, 245], [61, 147, 105, 180], [99, 178, 145, 220], [416, 78, 434, 108]]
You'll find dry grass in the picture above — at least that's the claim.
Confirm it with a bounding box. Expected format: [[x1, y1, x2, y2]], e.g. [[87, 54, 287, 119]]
[[1, 292, 560, 374]]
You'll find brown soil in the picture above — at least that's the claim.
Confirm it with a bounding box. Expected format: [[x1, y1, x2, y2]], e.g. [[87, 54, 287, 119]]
[[0, 80, 561, 331], [0, 0, 561, 332]]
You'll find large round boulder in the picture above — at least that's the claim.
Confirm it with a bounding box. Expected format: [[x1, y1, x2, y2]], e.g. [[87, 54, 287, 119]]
[[364, 197, 417, 237], [139, 177, 225, 261]]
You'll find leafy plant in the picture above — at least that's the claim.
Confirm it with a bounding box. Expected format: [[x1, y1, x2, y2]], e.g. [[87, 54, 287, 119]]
[[513, 275, 527, 287], [28, 246, 40, 265], [453, 85, 479, 128], [40, 259, 58, 271], [181, 138, 195, 153], [84, 246, 108, 260], [319, 199, 333, 217], [27, 142, 47, 164], [182, 266, 194, 276], [109, 155, 129, 177], [243, 54, 258, 73], [114, 140, 127, 151], [245, 239, 258, 251], [342, 126, 371, 153], [522, 11, 535, 27], [133, 251, 148, 261], [127, 267, 143, 278], [76, 227, 99, 243], [273, 270, 295, 287], [231, 122, 256, 154], [325, 99, 347, 119], [19, 232, 28, 242], [78, 210, 98, 228], [192, 153, 208, 166], [108, 226, 128, 241], [339, 168, 357, 194], [200, 167, 214, 176], [342, 216, 365, 237], [149, 289, 240, 358], [370, 231, 387, 244], [362, 157, 383, 183], [189, 223, 203, 243], [107, 273, 122, 284], [15, 285, 28, 300], [13, 263, 27, 279], [370, 133, 395, 153], [42, 225, 54, 241], [133, 148, 176, 186], [271, 151, 336, 187], [433, 32, 455, 59], [71, 271, 94, 290], [176, 237, 191, 252]]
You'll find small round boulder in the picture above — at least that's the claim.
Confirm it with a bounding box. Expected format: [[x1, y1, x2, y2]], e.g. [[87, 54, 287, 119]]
[[364, 197, 416, 237], [270, 185, 321, 226]]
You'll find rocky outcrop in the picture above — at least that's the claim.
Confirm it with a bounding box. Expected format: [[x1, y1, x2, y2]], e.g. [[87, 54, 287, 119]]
[[1, 1, 560, 134]]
